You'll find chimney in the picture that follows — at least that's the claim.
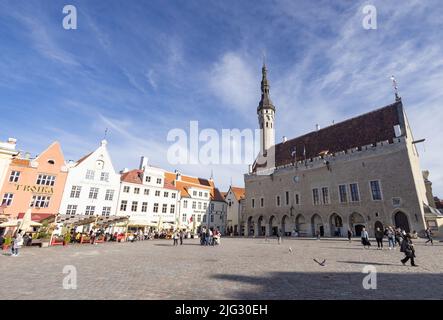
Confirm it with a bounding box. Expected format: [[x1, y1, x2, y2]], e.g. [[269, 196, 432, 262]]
[[139, 156, 148, 170], [282, 136, 287, 143], [316, 124, 320, 131], [174, 169, 181, 181]]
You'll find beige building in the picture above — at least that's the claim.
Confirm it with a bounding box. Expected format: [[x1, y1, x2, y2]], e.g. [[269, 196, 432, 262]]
[[225, 186, 245, 236], [243, 65, 443, 238]]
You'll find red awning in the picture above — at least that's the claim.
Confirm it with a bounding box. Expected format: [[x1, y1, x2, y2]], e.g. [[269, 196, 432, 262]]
[[17, 212, 56, 222]]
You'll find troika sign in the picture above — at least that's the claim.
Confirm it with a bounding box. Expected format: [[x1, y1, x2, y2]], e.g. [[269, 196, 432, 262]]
[[15, 184, 54, 194]]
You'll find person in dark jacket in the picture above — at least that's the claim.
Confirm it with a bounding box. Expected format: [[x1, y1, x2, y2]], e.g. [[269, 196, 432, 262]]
[[394, 228, 403, 246], [400, 233, 418, 267], [347, 229, 352, 242], [425, 227, 433, 245], [375, 227, 384, 250]]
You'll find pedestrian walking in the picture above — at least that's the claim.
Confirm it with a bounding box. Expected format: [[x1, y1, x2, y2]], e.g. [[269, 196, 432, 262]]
[[11, 230, 23, 256], [209, 228, 214, 246], [179, 230, 184, 245], [375, 227, 384, 250], [387, 227, 395, 250], [173, 230, 179, 246], [361, 227, 371, 249], [425, 227, 433, 245], [347, 229, 352, 242], [400, 233, 418, 267], [395, 228, 403, 246], [316, 230, 321, 240], [277, 229, 282, 245]]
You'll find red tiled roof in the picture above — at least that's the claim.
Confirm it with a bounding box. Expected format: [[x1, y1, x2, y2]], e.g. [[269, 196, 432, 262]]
[[165, 172, 222, 200], [230, 187, 245, 201], [11, 158, 30, 167], [120, 169, 143, 184], [272, 101, 403, 168], [211, 188, 226, 202]]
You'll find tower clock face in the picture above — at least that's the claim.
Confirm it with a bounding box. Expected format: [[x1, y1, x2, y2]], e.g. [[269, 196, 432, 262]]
[[293, 176, 299, 183]]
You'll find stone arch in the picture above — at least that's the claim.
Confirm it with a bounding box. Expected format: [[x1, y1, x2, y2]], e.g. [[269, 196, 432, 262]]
[[257, 215, 265, 236], [269, 215, 278, 236], [311, 214, 324, 237], [393, 211, 410, 233], [295, 214, 307, 236], [281, 215, 291, 235], [329, 213, 343, 237], [247, 216, 254, 236], [349, 212, 366, 237]]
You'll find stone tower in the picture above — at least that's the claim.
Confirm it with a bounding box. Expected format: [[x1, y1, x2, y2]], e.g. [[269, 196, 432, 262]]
[[257, 63, 276, 155]]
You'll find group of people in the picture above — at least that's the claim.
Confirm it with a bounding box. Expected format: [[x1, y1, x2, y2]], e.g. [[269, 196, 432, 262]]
[[356, 226, 435, 267], [0, 229, 24, 256], [199, 227, 221, 246], [172, 229, 186, 246]]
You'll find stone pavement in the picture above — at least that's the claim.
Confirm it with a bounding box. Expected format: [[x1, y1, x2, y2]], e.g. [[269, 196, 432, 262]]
[[1, 237, 442, 300]]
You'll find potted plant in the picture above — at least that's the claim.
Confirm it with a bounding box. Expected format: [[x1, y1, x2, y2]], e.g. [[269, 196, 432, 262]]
[[2, 235, 12, 252], [63, 232, 71, 246]]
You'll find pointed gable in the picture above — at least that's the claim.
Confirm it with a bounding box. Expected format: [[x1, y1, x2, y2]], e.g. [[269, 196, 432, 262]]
[[34, 141, 66, 172]]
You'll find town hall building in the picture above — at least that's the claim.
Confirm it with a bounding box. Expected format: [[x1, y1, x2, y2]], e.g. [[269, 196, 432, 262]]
[[243, 64, 443, 238]]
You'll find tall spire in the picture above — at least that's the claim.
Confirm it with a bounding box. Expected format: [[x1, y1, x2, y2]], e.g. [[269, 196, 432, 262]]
[[390, 75, 401, 102], [257, 62, 275, 112]]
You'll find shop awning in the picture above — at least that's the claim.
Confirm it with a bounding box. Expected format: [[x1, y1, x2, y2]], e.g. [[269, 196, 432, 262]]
[[55, 214, 130, 227]]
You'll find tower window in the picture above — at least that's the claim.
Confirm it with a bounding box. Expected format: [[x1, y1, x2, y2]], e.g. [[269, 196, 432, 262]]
[[266, 122, 269, 128], [271, 123, 272, 128]]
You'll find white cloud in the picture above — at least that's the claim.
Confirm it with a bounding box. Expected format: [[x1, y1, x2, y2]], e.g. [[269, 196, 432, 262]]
[[208, 52, 259, 115]]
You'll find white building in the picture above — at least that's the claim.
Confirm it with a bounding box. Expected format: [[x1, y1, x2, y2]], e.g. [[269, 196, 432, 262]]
[[225, 186, 245, 236], [164, 171, 227, 235], [0, 138, 18, 193], [115, 157, 179, 230], [59, 140, 120, 218]]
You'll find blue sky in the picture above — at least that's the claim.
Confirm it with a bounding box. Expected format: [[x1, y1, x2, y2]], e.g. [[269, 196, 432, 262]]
[[0, 0, 442, 195]]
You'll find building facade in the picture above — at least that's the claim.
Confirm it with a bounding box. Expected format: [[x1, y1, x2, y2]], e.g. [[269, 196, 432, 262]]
[[243, 65, 443, 238], [59, 140, 120, 218], [225, 186, 245, 236], [116, 157, 179, 229], [0, 138, 18, 192], [0, 141, 68, 219], [164, 171, 227, 234]]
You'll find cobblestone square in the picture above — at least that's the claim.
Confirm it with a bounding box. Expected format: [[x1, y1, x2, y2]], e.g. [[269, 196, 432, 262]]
[[1, 237, 442, 300]]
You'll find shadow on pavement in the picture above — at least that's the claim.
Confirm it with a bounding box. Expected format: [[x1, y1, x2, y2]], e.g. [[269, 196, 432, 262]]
[[211, 271, 443, 300]]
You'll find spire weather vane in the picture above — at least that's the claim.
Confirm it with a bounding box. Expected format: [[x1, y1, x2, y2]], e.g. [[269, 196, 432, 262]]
[[390, 75, 401, 101]]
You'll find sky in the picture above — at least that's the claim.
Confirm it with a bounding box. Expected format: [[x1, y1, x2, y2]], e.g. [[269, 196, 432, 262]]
[[0, 0, 442, 195]]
